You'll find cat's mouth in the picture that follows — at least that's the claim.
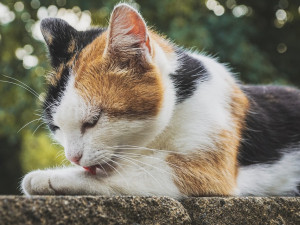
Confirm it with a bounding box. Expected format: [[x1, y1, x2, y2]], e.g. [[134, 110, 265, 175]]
[[83, 165, 102, 175], [83, 157, 117, 175]]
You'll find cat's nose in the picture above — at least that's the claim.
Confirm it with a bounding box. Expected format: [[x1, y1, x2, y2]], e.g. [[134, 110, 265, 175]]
[[69, 155, 82, 164]]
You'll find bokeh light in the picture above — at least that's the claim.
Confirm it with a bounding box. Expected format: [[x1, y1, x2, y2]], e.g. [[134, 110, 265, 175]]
[[232, 5, 248, 17], [0, 3, 16, 24], [23, 55, 39, 69], [277, 43, 287, 54], [32, 5, 92, 42], [206, 0, 225, 16], [14, 2, 24, 12], [276, 9, 287, 21]]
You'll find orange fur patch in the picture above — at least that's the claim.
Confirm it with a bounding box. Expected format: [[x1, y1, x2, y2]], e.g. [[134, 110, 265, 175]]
[[46, 64, 64, 86], [73, 31, 164, 119], [166, 84, 249, 196], [68, 39, 76, 53], [149, 31, 174, 55], [46, 53, 77, 86], [43, 30, 53, 45]]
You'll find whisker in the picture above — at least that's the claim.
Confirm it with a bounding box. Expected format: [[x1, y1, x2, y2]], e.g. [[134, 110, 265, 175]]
[[32, 123, 45, 136], [0, 80, 40, 99], [108, 145, 183, 155], [2, 74, 40, 97], [118, 151, 183, 170], [101, 157, 129, 188], [41, 102, 57, 115], [41, 98, 53, 108], [113, 154, 164, 189], [113, 149, 208, 181], [34, 113, 42, 117], [116, 153, 174, 177], [61, 159, 70, 166], [17, 118, 42, 133], [97, 161, 109, 177], [109, 144, 239, 157], [106, 156, 129, 174], [55, 149, 66, 160]]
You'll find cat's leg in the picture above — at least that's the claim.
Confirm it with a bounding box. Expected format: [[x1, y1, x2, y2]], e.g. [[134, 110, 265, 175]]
[[22, 151, 237, 197], [22, 167, 113, 196], [21, 153, 182, 198]]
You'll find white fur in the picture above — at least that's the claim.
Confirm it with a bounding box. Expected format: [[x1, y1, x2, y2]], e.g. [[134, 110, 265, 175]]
[[22, 152, 181, 198], [237, 151, 300, 196], [149, 52, 234, 152]]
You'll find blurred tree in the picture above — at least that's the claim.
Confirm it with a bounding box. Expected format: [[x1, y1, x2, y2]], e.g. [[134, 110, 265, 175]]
[[20, 131, 66, 173], [0, 0, 299, 194]]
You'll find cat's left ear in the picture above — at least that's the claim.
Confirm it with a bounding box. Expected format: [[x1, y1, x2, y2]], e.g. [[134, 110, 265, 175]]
[[106, 4, 152, 63], [40, 18, 78, 68]]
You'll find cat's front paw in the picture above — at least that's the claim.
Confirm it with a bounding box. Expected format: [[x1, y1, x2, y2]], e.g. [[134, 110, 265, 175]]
[[22, 170, 56, 196]]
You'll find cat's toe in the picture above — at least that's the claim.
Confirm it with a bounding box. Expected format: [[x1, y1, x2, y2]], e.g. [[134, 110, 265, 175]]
[[21, 170, 55, 196]]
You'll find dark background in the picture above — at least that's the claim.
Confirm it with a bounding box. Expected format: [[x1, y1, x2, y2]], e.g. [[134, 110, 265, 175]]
[[0, 0, 299, 194]]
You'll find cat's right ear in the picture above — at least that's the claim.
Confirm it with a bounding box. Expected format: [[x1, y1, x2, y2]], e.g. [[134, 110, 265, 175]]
[[40, 18, 78, 68], [105, 4, 152, 65]]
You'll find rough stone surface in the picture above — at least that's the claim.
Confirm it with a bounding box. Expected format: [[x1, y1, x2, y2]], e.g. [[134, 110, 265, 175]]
[[0, 196, 190, 225], [181, 197, 300, 225], [0, 196, 299, 225]]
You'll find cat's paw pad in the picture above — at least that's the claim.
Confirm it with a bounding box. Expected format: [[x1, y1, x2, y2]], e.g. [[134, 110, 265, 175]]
[[21, 170, 55, 196]]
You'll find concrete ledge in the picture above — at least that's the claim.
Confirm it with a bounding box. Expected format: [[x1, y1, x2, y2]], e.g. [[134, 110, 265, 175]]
[[181, 197, 300, 225], [0, 196, 299, 225], [0, 196, 190, 225]]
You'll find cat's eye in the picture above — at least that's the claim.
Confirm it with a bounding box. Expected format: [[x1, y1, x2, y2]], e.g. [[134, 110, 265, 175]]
[[81, 114, 100, 133], [49, 124, 60, 132]]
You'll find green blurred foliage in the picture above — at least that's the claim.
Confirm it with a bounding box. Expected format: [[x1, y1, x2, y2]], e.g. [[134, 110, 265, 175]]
[[20, 131, 67, 173], [0, 0, 299, 194]]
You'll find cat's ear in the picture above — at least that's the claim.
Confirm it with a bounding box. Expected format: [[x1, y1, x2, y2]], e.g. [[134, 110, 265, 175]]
[[106, 3, 152, 63], [40, 18, 78, 68]]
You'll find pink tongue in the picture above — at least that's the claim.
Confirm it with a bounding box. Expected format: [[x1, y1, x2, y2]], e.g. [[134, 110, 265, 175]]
[[83, 166, 97, 175]]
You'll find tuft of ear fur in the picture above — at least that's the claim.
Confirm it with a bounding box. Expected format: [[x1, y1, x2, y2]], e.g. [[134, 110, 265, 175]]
[[106, 3, 152, 63], [40, 18, 79, 68]]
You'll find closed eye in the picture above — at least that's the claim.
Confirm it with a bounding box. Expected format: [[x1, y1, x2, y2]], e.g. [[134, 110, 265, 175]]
[[49, 124, 60, 132], [81, 113, 101, 133]]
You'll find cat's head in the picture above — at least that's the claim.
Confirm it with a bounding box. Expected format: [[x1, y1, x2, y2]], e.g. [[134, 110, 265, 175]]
[[41, 3, 176, 169]]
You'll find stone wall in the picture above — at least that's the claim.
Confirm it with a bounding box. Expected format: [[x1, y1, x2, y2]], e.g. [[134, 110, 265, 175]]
[[0, 196, 299, 224]]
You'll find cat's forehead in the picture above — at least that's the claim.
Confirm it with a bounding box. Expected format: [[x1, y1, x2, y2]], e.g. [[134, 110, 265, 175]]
[[73, 31, 108, 75], [74, 43, 163, 119]]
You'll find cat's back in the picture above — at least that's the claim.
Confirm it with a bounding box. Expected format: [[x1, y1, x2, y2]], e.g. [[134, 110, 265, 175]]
[[242, 85, 300, 108], [239, 84, 300, 166]]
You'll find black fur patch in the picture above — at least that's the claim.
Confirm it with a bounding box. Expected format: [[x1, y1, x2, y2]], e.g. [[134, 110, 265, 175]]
[[41, 18, 105, 128], [238, 85, 300, 166], [40, 18, 105, 68], [43, 66, 70, 128], [170, 49, 208, 103]]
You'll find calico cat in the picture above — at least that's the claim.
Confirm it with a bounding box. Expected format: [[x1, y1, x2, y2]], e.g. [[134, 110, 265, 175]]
[[21, 3, 300, 198]]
